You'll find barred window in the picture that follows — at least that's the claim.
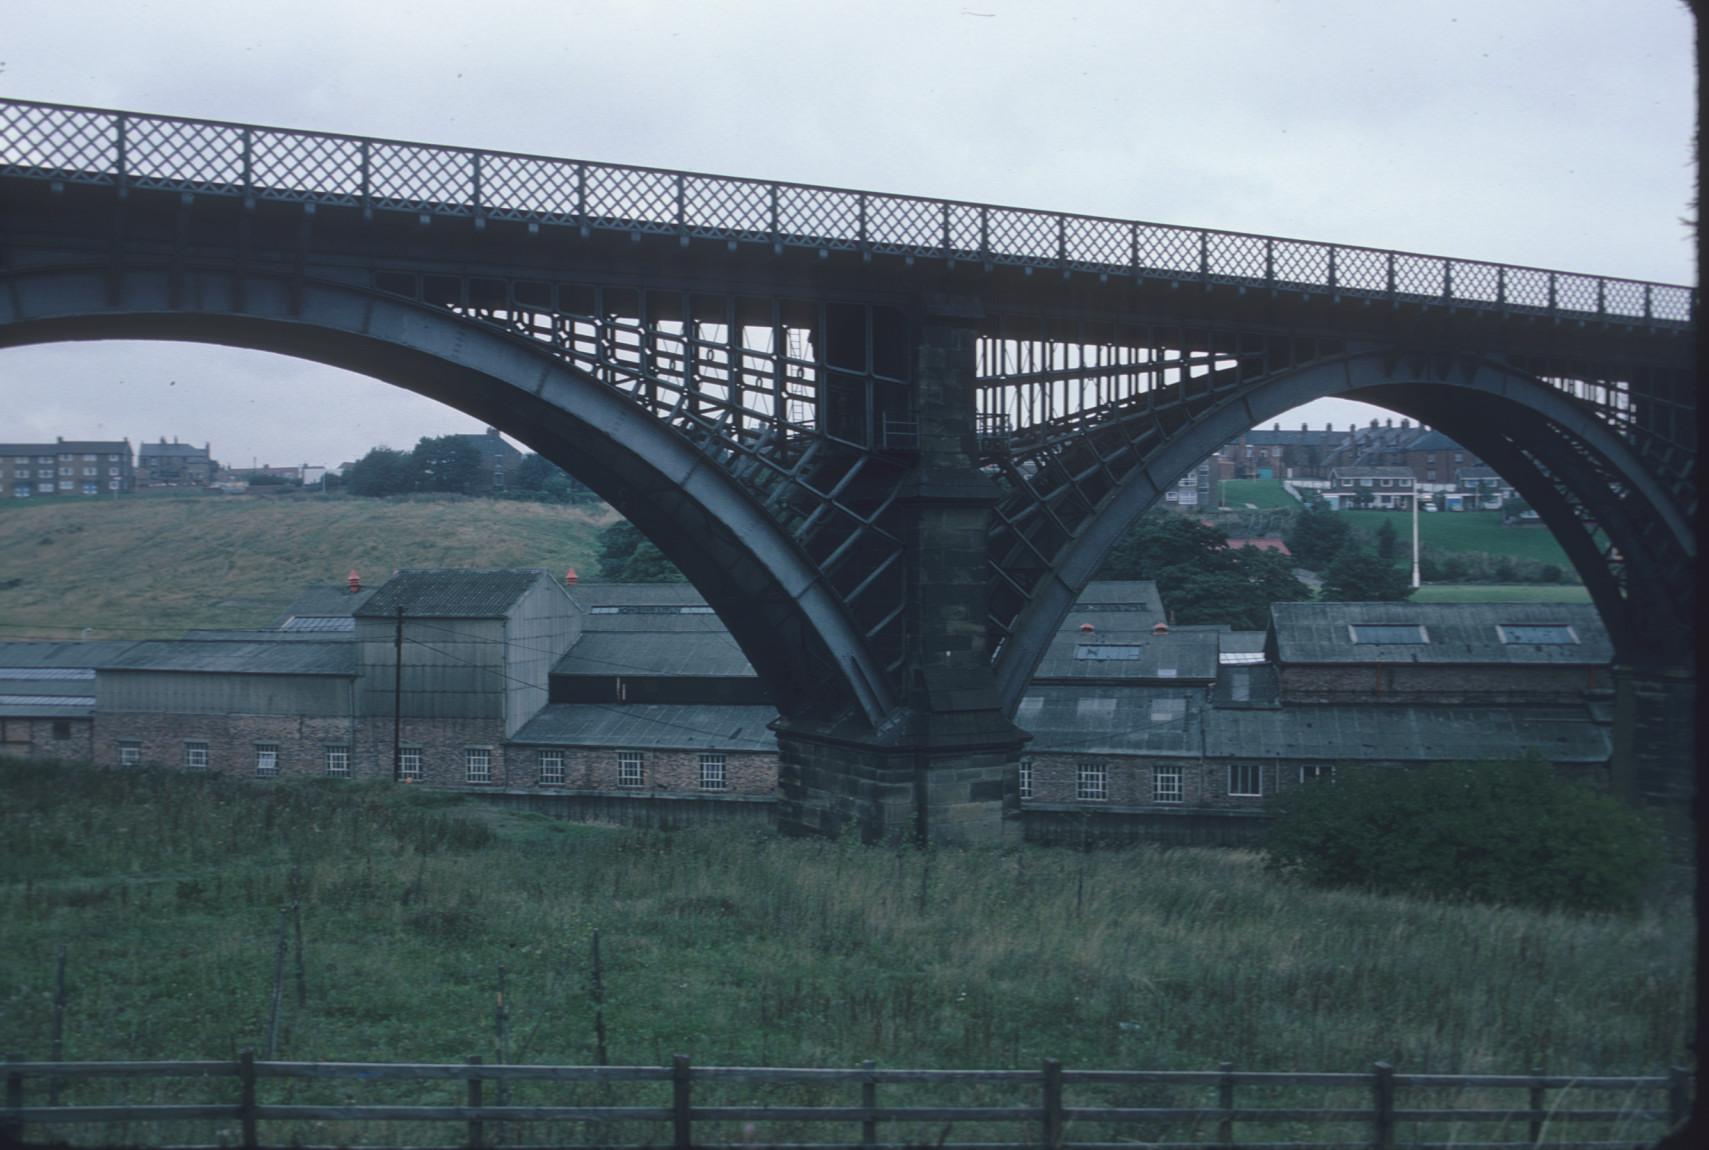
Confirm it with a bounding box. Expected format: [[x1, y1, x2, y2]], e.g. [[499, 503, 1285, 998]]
[[537, 750, 565, 786], [184, 741, 209, 772], [1228, 763, 1262, 797], [617, 752, 644, 788], [465, 748, 492, 784], [399, 748, 422, 782], [1018, 757, 1033, 800], [1154, 765, 1183, 803], [118, 741, 141, 767], [324, 745, 351, 778], [1076, 761, 1107, 801], [698, 752, 726, 791], [254, 743, 279, 778]]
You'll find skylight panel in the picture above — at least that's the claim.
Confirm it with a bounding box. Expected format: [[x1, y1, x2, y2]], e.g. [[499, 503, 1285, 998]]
[[1497, 624, 1578, 645], [1075, 644, 1144, 661], [1349, 624, 1429, 644]]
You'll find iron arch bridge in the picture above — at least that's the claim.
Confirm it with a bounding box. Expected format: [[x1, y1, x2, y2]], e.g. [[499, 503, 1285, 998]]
[[0, 100, 1694, 840]]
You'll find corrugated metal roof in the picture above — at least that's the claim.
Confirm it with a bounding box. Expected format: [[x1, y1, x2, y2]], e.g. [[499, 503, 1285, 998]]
[[1061, 580, 1166, 622], [181, 629, 350, 642], [1219, 631, 1269, 654], [102, 641, 355, 676], [1017, 685, 1204, 757], [569, 582, 707, 607], [554, 631, 755, 678], [0, 693, 95, 708], [1032, 629, 1219, 681], [1204, 705, 1609, 763], [355, 569, 557, 619], [1271, 602, 1611, 665], [0, 641, 139, 669], [511, 703, 778, 752]]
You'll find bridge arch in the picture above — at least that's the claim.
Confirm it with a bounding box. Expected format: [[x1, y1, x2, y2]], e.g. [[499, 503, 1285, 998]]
[[0, 263, 894, 725], [992, 350, 1695, 711]]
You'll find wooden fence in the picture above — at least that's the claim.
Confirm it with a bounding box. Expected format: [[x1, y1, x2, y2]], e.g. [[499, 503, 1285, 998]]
[[1, 1053, 1691, 1149]]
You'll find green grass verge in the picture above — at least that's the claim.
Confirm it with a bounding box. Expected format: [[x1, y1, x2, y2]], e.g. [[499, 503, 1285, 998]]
[[0, 494, 615, 640], [1217, 479, 1301, 510], [1411, 584, 1593, 603], [1337, 510, 1575, 566]]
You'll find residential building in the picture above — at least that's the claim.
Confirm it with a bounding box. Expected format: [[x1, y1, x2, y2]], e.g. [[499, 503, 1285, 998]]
[[138, 438, 217, 487], [455, 427, 525, 494], [1327, 465, 1415, 509], [0, 438, 134, 497], [1223, 423, 1350, 480]]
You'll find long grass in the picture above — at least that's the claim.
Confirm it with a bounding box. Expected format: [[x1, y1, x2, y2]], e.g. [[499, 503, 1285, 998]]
[[0, 762, 1693, 1145]]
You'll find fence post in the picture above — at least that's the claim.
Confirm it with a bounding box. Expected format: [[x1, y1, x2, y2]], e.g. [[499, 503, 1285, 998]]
[[1042, 1059, 1064, 1150], [466, 1054, 483, 1150], [672, 1054, 692, 1150], [1527, 1066, 1543, 1145], [1668, 1065, 1689, 1130], [49, 944, 66, 1106], [1218, 1060, 1234, 1147], [240, 1047, 258, 1150], [4, 1052, 22, 1147], [1372, 1062, 1394, 1150], [861, 1058, 877, 1148]]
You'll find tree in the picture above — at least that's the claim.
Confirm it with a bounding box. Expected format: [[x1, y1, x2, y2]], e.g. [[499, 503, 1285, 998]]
[[1375, 518, 1399, 564], [1319, 543, 1414, 601], [596, 520, 684, 583], [1099, 512, 1311, 628], [514, 454, 598, 504], [1264, 757, 1664, 913], [1283, 501, 1352, 569], [412, 435, 483, 494], [345, 447, 416, 497]]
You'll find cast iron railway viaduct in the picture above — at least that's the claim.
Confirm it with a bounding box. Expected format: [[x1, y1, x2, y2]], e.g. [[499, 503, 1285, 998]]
[[0, 100, 1695, 841]]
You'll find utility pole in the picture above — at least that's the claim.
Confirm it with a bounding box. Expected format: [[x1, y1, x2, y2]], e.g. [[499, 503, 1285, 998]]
[[392, 604, 404, 782], [1411, 484, 1422, 589]]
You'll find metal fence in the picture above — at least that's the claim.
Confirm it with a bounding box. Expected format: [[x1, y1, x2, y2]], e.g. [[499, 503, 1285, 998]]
[[0, 98, 1694, 326], [2, 1053, 1691, 1149]]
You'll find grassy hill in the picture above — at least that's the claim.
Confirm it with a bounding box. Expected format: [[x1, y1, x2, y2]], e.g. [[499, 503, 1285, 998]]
[[0, 763, 1690, 1146], [0, 494, 615, 640]]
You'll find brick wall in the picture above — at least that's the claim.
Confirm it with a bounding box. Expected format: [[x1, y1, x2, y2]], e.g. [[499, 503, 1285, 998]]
[[96, 712, 365, 778], [505, 744, 777, 796], [1022, 754, 1271, 811], [0, 716, 95, 762], [1279, 664, 1602, 705]]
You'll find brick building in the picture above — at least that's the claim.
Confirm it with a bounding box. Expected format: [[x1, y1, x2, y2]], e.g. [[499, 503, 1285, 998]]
[[138, 438, 217, 487], [0, 438, 134, 497], [1326, 465, 1416, 510]]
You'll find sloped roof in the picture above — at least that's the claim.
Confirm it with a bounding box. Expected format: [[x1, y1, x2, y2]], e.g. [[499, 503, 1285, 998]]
[[1203, 705, 1609, 763], [356, 569, 557, 619], [1330, 466, 1415, 479], [1270, 602, 1611, 665], [102, 641, 355, 676], [0, 641, 139, 669], [554, 631, 755, 678], [1017, 685, 1204, 757], [138, 442, 211, 458], [268, 584, 377, 625], [1405, 430, 1464, 452], [0, 694, 95, 717], [1032, 629, 1219, 682], [1238, 429, 1347, 447], [511, 703, 777, 752]]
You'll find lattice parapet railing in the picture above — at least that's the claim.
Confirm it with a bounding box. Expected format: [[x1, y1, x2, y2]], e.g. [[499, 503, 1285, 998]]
[[0, 98, 1693, 326]]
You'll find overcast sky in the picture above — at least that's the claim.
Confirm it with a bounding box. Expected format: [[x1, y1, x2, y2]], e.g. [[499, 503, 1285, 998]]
[[0, 0, 1696, 468]]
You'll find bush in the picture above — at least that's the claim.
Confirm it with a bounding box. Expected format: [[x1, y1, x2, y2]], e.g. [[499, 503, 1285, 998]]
[[1264, 758, 1664, 913]]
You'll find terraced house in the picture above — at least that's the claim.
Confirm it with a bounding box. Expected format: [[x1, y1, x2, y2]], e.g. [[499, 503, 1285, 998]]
[[0, 437, 133, 497], [0, 570, 1617, 842]]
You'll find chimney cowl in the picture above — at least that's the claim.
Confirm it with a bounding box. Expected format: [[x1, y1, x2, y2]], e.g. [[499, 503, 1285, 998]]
[[1079, 622, 1094, 633], [348, 569, 361, 593], [1152, 621, 1169, 634], [564, 567, 578, 586]]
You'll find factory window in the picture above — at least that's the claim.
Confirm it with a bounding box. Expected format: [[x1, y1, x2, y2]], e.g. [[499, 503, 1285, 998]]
[[1018, 757, 1033, 799], [118, 740, 141, 767], [184, 741, 209, 772], [52, 720, 72, 740], [399, 748, 422, 782], [1076, 761, 1107, 801], [464, 748, 492, 784], [537, 750, 564, 785], [1153, 765, 1183, 804], [1228, 763, 1263, 797], [617, 751, 644, 788], [254, 743, 279, 777], [698, 753, 726, 791], [1299, 764, 1333, 784], [324, 745, 351, 778]]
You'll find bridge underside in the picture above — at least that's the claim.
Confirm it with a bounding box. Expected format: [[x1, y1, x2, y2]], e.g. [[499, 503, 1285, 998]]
[[0, 164, 1694, 839]]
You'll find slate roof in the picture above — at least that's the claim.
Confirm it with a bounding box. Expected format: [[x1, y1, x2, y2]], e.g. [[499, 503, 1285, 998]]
[[1330, 466, 1415, 479], [0, 441, 129, 455], [1405, 430, 1464, 452], [1016, 685, 1204, 757], [1270, 602, 1612, 665], [0, 694, 95, 717], [102, 641, 355, 676], [138, 442, 211, 458], [510, 703, 778, 752], [554, 631, 755, 678], [1031, 629, 1219, 682], [570, 582, 710, 607], [1204, 705, 1609, 763], [1237, 429, 1348, 447], [0, 641, 139, 669], [269, 584, 377, 626], [1063, 581, 1166, 620], [355, 569, 557, 619]]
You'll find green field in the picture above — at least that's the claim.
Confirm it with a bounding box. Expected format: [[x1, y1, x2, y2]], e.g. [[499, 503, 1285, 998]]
[[0, 494, 614, 640], [1337, 509, 1575, 566], [1411, 584, 1593, 603], [0, 764, 1690, 1144], [1217, 479, 1302, 510]]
